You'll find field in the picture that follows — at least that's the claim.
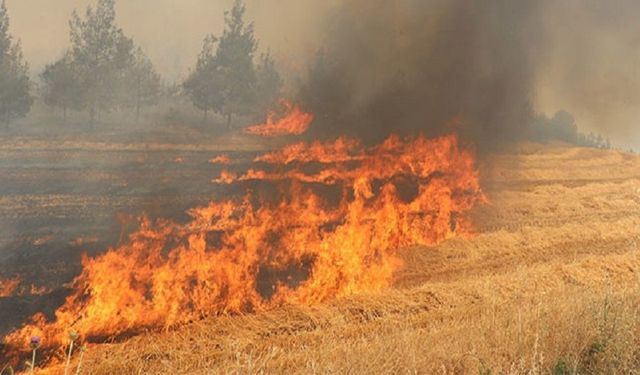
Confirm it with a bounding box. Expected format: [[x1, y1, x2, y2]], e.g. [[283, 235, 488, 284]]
[[0, 118, 270, 335], [2, 128, 640, 373]]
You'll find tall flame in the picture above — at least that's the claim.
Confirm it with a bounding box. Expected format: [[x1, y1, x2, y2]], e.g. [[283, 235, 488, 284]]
[[3, 133, 484, 355], [244, 100, 314, 137]]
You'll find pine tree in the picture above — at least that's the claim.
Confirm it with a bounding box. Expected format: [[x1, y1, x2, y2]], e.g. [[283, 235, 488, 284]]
[[44, 0, 163, 125], [69, 0, 134, 124], [216, 0, 257, 128], [183, 35, 223, 122], [0, 0, 32, 125], [255, 51, 282, 114], [126, 47, 162, 122], [184, 0, 259, 128], [40, 51, 83, 120]]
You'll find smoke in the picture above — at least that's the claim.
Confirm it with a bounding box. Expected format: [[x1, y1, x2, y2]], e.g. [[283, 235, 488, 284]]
[[292, 0, 640, 150], [295, 0, 546, 150], [535, 0, 640, 149]]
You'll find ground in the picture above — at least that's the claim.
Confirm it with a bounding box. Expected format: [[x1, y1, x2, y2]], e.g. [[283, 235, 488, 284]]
[[0, 116, 272, 335], [2, 127, 640, 373]]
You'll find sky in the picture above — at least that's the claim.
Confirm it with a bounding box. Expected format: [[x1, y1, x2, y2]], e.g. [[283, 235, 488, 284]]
[[3, 0, 640, 149], [4, 0, 329, 81]]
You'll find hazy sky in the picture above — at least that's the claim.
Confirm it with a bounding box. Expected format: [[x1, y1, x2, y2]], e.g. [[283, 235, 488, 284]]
[[535, 0, 640, 149], [5, 0, 329, 81], [3, 1, 640, 148]]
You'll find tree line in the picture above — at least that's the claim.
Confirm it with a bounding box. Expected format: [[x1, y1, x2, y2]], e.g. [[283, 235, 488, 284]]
[[0, 0, 281, 126], [532, 110, 613, 150]]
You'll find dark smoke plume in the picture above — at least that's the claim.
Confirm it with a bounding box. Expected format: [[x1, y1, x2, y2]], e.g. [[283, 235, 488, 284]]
[[298, 0, 545, 150]]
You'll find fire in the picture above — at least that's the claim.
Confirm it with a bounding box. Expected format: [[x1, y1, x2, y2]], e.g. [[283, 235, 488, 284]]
[[0, 276, 51, 298], [244, 100, 314, 136], [0, 276, 21, 297], [209, 154, 231, 165], [3, 133, 484, 356], [28, 285, 52, 296]]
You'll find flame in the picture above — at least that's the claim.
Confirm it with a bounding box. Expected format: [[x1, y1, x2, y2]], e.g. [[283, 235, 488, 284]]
[[0, 276, 51, 298], [244, 100, 314, 137], [209, 155, 231, 165], [32, 235, 54, 246], [28, 285, 52, 296], [69, 236, 99, 247], [3, 133, 484, 355], [0, 276, 21, 297]]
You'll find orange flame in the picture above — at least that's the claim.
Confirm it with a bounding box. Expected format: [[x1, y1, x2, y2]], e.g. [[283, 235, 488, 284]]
[[0, 276, 21, 297], [209, 155, 231, 165], [28, 285, 52, 296], [0, 276, 50, 298], [244, 100, 314, 137], [3, 133, 484, 355]]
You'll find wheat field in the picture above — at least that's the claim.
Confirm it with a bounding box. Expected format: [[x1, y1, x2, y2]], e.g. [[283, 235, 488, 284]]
[[35, 144, 640, 374]]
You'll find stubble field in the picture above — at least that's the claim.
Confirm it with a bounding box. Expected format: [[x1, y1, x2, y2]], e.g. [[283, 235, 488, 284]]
[[2, 134, 640, 374]]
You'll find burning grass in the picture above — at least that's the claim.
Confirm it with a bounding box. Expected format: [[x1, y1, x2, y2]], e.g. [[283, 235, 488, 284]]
[[3, 142, 640, 373], [35, 252, 640, 374], [0, 277, 51, 298], [2, 133, 484, 361], [208, 154, 231, 165], [0, 277, 20, 298], [244, 100, 314, 137]]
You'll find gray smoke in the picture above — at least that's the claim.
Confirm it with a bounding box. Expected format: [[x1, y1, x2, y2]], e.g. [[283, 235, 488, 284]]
[[297, 0, 545, 150]]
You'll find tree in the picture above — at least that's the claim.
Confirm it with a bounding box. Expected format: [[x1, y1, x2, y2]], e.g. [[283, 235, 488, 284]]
[[45, 0, 163, 125], [255, 51, 282, 114], [184, 0, 259, 128], [216, 0, 257, 128], [0, 0, 32, 125], [40, 51, 83, 120], [183, 35, 223, 121], [69, 0, 134, 124], [125, 47, 162, 122]]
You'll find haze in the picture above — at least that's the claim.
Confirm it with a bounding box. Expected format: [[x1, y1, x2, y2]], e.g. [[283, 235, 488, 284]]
[[4, 0, 640, 148], [5, 0, 329, 80]]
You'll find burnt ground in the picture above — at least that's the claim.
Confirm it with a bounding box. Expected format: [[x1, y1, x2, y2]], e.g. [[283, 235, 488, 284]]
[[0, 119, 272, 337]]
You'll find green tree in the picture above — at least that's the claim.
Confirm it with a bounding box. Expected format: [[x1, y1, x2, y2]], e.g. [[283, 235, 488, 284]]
[[126, 47, 162, 122], [0, 0, 32, 125], [216, 0, 257, 128], [255, 51, 282, 114], [69, 0, 134, 124], [184, 0, 259, 128], [183, 35, 223, 122], [40, 51, 83, 120]]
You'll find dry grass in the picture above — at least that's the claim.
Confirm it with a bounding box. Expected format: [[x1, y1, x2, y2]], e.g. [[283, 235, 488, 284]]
[[49, 263, 640, 374], [29, 145, 640, 374]]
